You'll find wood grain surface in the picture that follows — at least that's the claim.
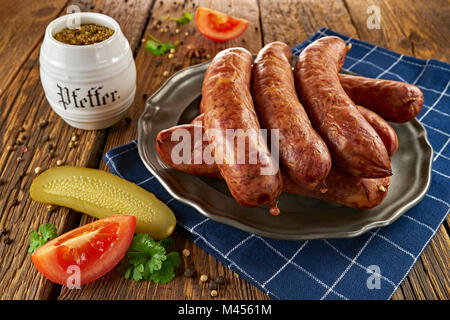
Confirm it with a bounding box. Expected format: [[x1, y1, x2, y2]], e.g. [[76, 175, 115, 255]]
[[0, 0, 448, 300]]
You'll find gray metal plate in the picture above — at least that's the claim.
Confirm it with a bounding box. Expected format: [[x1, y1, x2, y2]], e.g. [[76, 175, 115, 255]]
[[137, 60, 433, 240]]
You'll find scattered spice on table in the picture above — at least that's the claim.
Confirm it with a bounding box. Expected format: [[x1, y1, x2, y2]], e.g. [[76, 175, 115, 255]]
[[182, 248, 191, 257], [56, 159, 64, 166], [53, 24, 114, 45], [210, 290, 218, 297], [208, 280, 217, 290], [124, 117, 131, 125], [200, 274, 208, 282], [38, 119, 48, 128], [34, 167, 43, 175], [3, 237, 13, 245], [216, 276, 225, 285], [46, 205, 57, 212], [183, 268, 195, 278]]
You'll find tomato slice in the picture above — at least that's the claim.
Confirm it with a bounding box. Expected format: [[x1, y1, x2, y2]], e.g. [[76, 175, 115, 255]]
[[32, 215, 136, 285], [195, 7, 249, 42]]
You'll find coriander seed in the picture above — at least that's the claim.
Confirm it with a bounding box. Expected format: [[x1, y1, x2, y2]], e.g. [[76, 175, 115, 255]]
[[168, 53, 174, 59], [56, 159, 64, 166], [210, 290, 218, 297], [71, 136, 77, 142], [182, 249, 190, 257], [170, 48, 176, 53], [34, 167, 42, 174], [163, 71, 169, 76], [47, 204, 57, 212], [200, 274, 208, 282]]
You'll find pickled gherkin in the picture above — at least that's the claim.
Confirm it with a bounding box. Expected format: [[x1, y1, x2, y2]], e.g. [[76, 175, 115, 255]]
[[30, 166, 176, 239]]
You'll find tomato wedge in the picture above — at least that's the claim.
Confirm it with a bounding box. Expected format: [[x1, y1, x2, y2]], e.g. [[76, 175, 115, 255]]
[[195, 7, 249, 42], [32, 215, 136, 285]]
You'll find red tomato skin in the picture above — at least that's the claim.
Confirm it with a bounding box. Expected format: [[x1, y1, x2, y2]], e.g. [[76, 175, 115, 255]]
[[32, 215, 136, 285], [195, 7, 250, 42]]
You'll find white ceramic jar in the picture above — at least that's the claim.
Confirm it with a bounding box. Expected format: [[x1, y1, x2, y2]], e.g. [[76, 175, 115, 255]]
[[40, 12, 136, 130]]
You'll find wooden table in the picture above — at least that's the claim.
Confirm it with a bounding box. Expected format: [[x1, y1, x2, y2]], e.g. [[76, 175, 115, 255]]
[[0, 0, 448, 300]]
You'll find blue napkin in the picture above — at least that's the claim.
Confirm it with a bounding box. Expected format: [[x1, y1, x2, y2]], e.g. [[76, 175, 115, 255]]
[[105, 28, 449, 300]]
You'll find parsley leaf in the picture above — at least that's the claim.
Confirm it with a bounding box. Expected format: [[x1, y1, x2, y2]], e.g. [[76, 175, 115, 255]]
[[175, 12, 193, 25], [118, 234, 179, 284], [28, 223, 58, 254], [164, 12, 192, 25], [145, 39, 176, 56]]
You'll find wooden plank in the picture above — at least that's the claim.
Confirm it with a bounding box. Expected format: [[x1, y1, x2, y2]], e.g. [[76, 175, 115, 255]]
[[59, 0, 269, 300], [342, 0, 449, 62], [0, 0, 153, 299], [0, 0, 69, 97], [259, 0, 359, 45]]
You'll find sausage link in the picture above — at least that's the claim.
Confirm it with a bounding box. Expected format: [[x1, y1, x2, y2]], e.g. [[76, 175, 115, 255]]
[[251, 42, 331, 190], [339, 74, 424, 123], [283, 168, 390, 210], [201, 48, 283, 212], [294, 36, 392, 178], [156, 123, 390, 209], [356, 105, 399, 157]]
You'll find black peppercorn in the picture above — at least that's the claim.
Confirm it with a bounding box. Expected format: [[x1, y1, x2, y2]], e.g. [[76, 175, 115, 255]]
[[3, 237, 13, 245], [216, 276, 225, 285], [208, 281, 217, 290], [183, 268, 195, 278]]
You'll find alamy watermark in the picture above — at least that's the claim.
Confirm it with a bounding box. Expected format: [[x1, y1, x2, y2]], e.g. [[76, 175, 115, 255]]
[[366, 5, 381, 30], [170, 122, 280, 175], [366, 265, 382, 290]]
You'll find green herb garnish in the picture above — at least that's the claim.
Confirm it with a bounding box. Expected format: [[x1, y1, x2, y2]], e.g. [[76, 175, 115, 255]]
[[28, 223, 58, 254], [118, 234, 180, 284], [145, 34, 176, 56], [165, 12, 193, 25]]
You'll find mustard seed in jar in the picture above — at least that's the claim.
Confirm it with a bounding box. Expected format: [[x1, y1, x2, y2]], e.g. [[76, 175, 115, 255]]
[[53, 24, 114, 45]]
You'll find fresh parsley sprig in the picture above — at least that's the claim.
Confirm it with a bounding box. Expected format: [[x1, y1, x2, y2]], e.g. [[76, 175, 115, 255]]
[[164, 12, 193, 25], [145, 34, 176, 56], [28, 223, 58, 254], [118, 234, 180, 284]]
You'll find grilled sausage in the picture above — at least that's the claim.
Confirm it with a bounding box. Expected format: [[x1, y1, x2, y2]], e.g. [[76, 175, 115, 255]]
[[156, 124, 220, 178], [155, 124, 390, 209], [201, 48, 283, 213], [283, 168, 390, 210], [339, 74, 424, 123], [250, 42, 331, 190], [294, 36, 392, 178], [356, 105, 399, 157]]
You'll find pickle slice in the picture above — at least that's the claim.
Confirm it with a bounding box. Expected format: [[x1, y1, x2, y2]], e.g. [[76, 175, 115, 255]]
[[30, 166, 176, 239]]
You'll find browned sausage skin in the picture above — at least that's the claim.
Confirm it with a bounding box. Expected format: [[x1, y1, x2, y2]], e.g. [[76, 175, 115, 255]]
[[294, 36, 392, 178], [339, 74, 424, 123], [356, 105, 399, 157], [156, 124, 220, 178], [283, 168, 390, 210], [251, 42, 331, 191], [155, 123, 390, 209], [201, 48, 283, 213]]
